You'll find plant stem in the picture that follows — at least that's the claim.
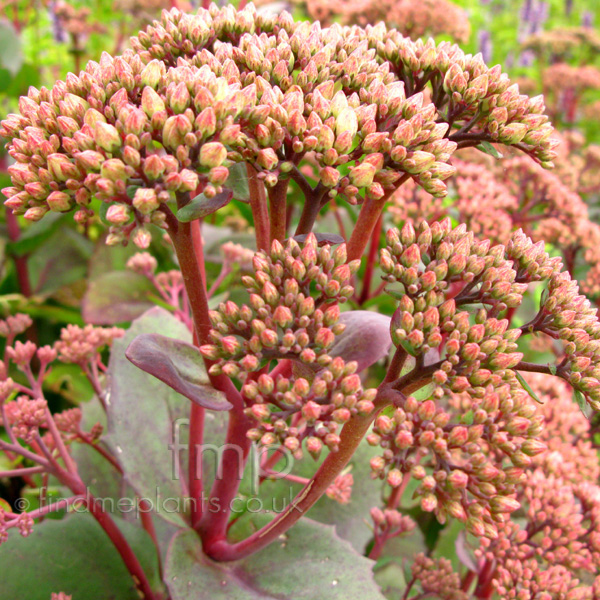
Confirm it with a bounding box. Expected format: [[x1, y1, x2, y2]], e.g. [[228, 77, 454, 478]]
[[246, 164, 270, 251], [346, 180, 407, 261], [268, 178, 289, 243], [295, 184, 327, 236], [189, 389, 205, 528], [170, 216, 247, 538], [196, 408, 252, 541], [201, 385, 398, 561], [0, 465, 45, 478], [359, 213, 383, 304], [83, 489, 157, 600]]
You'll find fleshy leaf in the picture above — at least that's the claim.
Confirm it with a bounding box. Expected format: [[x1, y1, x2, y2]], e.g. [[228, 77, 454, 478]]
[[226, 161, 250, 201], [125, 333, 231, 411], [515, 371, 544, 404], [0, 513, 160, 600], [165, 516, 386, 600], [176, 190, 233, 222], [574, 388, 591, 419], [82, 271, 156, 325], [329, 311, 393, 372], [476, 140, 503, 159], [106, 307, 194, 526]]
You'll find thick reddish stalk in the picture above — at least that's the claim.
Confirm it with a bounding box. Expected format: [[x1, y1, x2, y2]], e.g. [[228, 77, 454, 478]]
[[359, 213, 383, 304], [83, 490, 157, 600], [188, 220, 207, 527], [201, 386, 397, 561], [247, 164, 270, 251], [171, 219, 247, 537], [196, 409, 253, 543], [267, 178, 289, 243], [346, 179, 408, 261]]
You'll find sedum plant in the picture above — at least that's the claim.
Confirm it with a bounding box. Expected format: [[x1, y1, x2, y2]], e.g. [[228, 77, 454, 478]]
[[1, 4, 600, 600]]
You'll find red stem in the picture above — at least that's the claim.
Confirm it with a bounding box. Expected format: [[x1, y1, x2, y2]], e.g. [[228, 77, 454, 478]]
[[200, 385, 398, 561], [82, 489, 157, 600], [188, 220, 207, 527], [267, 178, 289, 243], [358, 213, 383, 304], [170, 216, 247, 540], [247, 164, 270, 252], [346, 181, 407, 261]]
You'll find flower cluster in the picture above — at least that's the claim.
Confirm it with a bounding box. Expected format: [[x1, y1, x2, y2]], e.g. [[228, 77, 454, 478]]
[[200, 234, 378, 454], [369, 220, 600, 537], [470, 373, 600, 599], [1, 4, 557, 245], [368, 384, 538, 538], [4, 396, 48, 444], [410, 554, 467, 600], [523, 27, 600, 60], [301, 0, 471, 43], [200, 234, 357, 371], [54, 324, 124, 365]]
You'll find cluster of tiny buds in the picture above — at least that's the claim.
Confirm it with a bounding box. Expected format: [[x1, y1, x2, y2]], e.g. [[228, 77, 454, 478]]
[[200, 234, 358, 374], [54, 324, 125, 365], [4, 396, 48, 444], [325, 472, 354, 504], [51, 594, 72, 600], [0, 313, 32, 340], [1, 3, 557, 243], [243, 358, 377, 456], [410, 554, 467, 600], [126, 251, 158, 277], [538, 272, 600, 410], [370, 505, 416, 539], [367, 383, 539, 539], [0, 508, 35, 546]]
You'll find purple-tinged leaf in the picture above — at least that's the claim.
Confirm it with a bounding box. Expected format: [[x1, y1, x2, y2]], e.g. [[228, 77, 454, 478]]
[[126, 333, 231, 411], [176, 190, 233, 222], [455, 531, 478, 572], [330, 311, 393, 372], [82, 271, 155, 325], [0, 513, 160, 599], [106, 307, 196, 526], [165, 516, 386, 600]]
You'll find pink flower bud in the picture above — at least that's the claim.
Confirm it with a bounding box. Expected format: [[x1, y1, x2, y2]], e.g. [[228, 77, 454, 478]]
[[273, 305, 294, 328], [489, 495, 520, 514], [349, 162, 376, 188], [94, 122, 121, 153], [47, 191, 73, 212], [306, 436, 323, 459], [420, 494, 438, 512], [315, 327, 335, 349], [141, 86, 166, 117], [132, 188, 159, 215], [162, 115, 192, 150], [105, 204, 130, 224], [47, 154, 80, 182], [200, 142, 227, 168]]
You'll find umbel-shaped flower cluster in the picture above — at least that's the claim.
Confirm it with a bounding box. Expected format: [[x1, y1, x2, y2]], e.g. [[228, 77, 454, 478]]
[[368, 219, 600, 539], [200, 234, 376, 456], [1, 3, 557, 247]]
